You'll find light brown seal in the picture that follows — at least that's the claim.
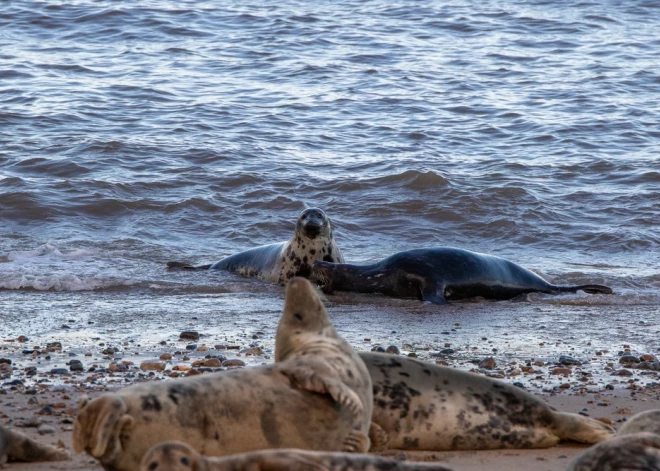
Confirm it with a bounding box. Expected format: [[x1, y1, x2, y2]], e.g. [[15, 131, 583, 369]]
[[359, 352, 614, 451], [618, 409, 660, 436], [0, 424, 70, 464], [139, 441, 454, 471], [73, 278, 371, 471], [565, 432, 660, 471], [168, 208, 344, 284]]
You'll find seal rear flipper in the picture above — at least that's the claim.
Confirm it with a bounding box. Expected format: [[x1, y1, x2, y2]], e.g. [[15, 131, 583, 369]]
[[368, 422, 390, 452], [554, 284, 613, 295], [167, 261, 212, 270], [551, 411, 615, 444], [342, 430, 370, 453], [1, 425, 70, 462], [278, 366, 364, 420], [73, 395, 134, 460]]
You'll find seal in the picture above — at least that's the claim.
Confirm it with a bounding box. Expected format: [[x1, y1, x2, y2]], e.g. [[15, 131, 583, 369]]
[[140, 441, 455, 471], [167, 208, 344, 285], [565, 432, 660, 471], [358, 352, 614, 451], [73, 278, 372, 471], [0, 424, 70, 464], [312, 247, 613, 304], [618, 409, 660, 436]]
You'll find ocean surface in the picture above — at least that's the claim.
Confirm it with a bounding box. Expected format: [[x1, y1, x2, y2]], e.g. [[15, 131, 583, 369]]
[[1, 1, 659, 378]]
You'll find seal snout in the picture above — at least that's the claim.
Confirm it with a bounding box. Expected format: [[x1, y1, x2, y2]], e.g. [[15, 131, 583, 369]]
[[298, 208, 329, 238]]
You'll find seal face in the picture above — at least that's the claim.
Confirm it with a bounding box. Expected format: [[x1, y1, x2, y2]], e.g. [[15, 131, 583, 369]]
[[140, 441, 456, 471], [210, 208, 345, 284], [565, 433, 660, 471], [359, 352, 614, 451], [312, 247, 612, 304], [73, 278, 371, 471]]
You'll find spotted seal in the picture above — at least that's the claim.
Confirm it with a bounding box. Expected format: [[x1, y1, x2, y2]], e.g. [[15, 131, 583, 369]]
[[0, 424, 70, 464], [358, 352, 614, 451], [73, 278, 372, 471], [168, 208, 344, 284], [618, 409, 660, 436], [565, 432, 660, 471], [140, 441, 454, 471], [312, 247, 612, 304]]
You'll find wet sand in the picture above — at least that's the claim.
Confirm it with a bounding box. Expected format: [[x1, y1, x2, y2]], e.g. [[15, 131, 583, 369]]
[[2, 288, 659, 470]]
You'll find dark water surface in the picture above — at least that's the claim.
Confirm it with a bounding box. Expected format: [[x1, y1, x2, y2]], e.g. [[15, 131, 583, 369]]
[[1, 2, 659, 366]]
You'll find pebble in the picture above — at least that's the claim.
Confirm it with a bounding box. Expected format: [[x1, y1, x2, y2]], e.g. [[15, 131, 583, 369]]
[[50, 368, 69, 375], [618, 355, 640, 364], [185, 344, 197, 350], [159, 353, 172, 361], [371, 345, 386, 352], [179, 331, 200, 341], [385, 345, 400, 355], [240, 347, 263, 356], [479, 358, 496, 370], [558, 355, 581, 365], [614, 369, 633, 376], [68, 360, 84, 372], [552, 367, 573, 376], [140, 361, 165, 371], [641, 354, 657, 362], [37, 424, 56, 435], [222, 359, 246, 368], [0, 358, 11, 365], [109, 362, 128, 372]]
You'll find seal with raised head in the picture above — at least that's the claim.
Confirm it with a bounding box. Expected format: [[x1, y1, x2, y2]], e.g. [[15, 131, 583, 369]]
[[312, 247, 613, 304], [565, 432, 660, 471], [618, 409, 660, 436], [167, 208, 344, 285], [140, 441, 454, 471], [358, 352, 614, 452], [0, 424, 70, 464], [73, 278, 372, 471]]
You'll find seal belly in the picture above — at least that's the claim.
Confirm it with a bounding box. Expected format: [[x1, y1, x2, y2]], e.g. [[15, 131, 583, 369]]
[[210, 243, 285, 280]]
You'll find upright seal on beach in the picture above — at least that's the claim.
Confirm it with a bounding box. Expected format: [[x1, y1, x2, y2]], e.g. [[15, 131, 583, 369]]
[[167, 208, 344, 285], [358, 352, 614, 452], [73, 278, 372, 471], [312, 247, 612, 304], [565, 433, 660, 471], [140, 441, 454, 471], [0, 424, 70, 464]]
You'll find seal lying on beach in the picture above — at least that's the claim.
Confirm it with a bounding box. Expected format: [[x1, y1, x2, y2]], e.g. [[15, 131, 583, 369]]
[[167, 208, 344, 284], [312, 247, 612, 304], [73, 278, 372, 471], [617, 409, 660, 436], [358, 352, 614, 451], [565, 432, 660, 471], [140, 441, 454, 471], [0, 424, 70, 464]]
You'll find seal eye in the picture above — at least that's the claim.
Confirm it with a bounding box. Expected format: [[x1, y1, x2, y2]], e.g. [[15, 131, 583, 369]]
[[148, 462, 159, 470], [294, 313, 303, 321], [180, 456, 190, 466]]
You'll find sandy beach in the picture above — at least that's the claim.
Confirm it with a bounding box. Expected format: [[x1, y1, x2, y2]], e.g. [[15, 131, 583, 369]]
[[2, 289, 659, 470]]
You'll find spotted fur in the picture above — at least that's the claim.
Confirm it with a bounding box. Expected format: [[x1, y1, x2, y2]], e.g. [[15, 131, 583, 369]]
[[0, 424, 70, 464], [566, 433, 660, 471], [140, 441, 455, 471], [359, 352, 614, 451]]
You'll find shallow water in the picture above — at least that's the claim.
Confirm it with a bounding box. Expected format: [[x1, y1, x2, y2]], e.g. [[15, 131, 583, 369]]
[[1, 1, 659, 382]]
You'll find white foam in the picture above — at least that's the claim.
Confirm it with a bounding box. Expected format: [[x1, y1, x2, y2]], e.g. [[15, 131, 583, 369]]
[[0, 243, 136, 291]]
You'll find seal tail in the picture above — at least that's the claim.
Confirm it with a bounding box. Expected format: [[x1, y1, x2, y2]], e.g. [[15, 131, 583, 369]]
[[551, 411, 615, 444], [166, 261, 212, 270], [73, 395, 134, 460], [554, 284, 613, 295]]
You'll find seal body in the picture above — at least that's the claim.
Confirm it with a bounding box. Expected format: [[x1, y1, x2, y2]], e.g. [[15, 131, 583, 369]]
[[140, 441, 455, 471], [312, 247, 612, 304], [210, 208, 344, 284], [74, 278, 371, 471], [618, 409, 660, 436], [565, 432, 660, 471], [359, 352, 614, 451], [0, 424, 70, 464]]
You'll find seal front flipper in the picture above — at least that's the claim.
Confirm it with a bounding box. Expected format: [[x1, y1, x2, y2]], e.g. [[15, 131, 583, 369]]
[[167, 261, 212, 270], [368, 422, 390, 452], [420, 280, 447, 305], [277, 365, 364, 420], [342, 430, 370, 453]]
